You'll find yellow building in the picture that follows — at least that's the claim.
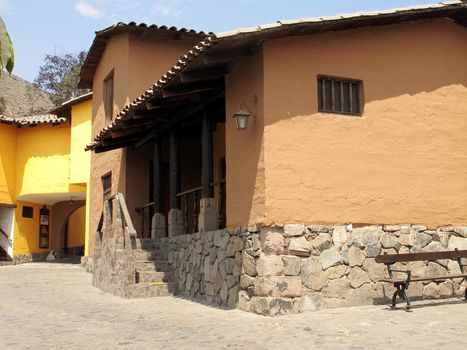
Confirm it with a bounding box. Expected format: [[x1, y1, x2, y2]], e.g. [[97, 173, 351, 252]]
[[0, 92, 92, 263]]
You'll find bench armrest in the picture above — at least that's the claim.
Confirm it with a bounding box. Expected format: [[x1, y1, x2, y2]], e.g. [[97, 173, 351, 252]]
[[387, 268, 412, 285]]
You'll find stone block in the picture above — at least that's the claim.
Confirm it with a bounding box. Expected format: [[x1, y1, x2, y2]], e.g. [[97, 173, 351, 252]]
[[322, 277, 350, 299], [363, 258, 387, 282], [239, 274, 254, 289], [225, 258, 235, 274], [242, 252, 257, 277], [151, 213, 166, 239], [253, 276, 302, 297], [311, 233, 332, 252], [301, 258, 324, 291], [383, 225, 400, 232], [298, 293, 322, 312], [365, 244, 381, 258], [324, 265, 349, 280], [198, 198, 219, 232], [349, 246, 365, 267], [256, 254, 284, 276], [449, 235, 467, 250], [288, 236, 312, 257], [260, 228, 285, 254], [320, 248, 342, 270], [398, 233, 414, 247], [332, 226, 348, 249], [168, 209, 183, 237], [228, 285, 239, 308], [426, 241, 444, 252], [238, 291, 251, 311], [414, 232, 432, 248], [284, 224, 305, 236], [283, 255, 301, 276], [380, 233, 398, 249], [348, 266, 371, 288], [307, 225, 332, 233], [453, 227, 467, 238], [423, 282, 440, 299]]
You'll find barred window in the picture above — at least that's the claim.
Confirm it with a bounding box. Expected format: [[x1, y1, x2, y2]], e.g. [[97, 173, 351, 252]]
[[318, 76, 363, 116], [103, 70, 114, 122]]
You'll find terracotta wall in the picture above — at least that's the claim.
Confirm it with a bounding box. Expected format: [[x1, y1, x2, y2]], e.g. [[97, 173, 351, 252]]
[[89, 33, 203, 252], [261, 19, 467, 227], [225, 52, 266, 228]]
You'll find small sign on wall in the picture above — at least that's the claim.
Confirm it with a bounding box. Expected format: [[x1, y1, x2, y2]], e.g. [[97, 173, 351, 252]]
[[39, 206, 49, 249]]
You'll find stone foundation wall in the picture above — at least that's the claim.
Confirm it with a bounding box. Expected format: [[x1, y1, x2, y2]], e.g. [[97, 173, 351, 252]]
[[157, 229, 244, 307], [237, 224, 467, 316]]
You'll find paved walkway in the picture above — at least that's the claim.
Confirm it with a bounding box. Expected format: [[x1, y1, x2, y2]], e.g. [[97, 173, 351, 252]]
[[0, 262, 466, 350]]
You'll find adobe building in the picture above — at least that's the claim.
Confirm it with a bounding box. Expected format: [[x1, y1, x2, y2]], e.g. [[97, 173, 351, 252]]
[[0, 93, 92, 263], [81, 2, 467, 315]]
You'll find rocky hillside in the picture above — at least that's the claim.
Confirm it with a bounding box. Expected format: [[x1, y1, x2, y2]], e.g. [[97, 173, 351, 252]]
[[0, 73, 54, 117]]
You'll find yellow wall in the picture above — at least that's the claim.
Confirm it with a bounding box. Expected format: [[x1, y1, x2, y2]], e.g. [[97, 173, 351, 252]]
[[70, 99, 92, 184], [1, 98, 92, 256], [16, 125, 70, 197], [0, 124, 17, 204], [67, 205, 86, 248], [13, 201, 51, 255], [261, 19, 467, 227]]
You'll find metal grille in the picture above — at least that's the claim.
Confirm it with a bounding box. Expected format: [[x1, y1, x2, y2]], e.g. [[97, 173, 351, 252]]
[[318, 76, 362, 116]]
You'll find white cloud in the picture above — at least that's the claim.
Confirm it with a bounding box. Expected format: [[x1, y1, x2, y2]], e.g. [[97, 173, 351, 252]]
[[74, 1, 105, 19], [151, 0, 186, 18], [0, 0, 12, 13]]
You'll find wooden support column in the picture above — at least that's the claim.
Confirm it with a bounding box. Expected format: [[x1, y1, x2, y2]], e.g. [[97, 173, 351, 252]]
[[169, 129, 180, 209], [152, 137, 165, 238], [168, 129, 183, 236], [201, 109, 214, 198], [153, 137, 162, 212], [199, 109, 218, 232]]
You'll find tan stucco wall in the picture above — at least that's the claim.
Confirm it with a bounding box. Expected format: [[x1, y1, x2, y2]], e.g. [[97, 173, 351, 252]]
[[261, 19, 467, 227], [225, 52, 266, 227], [89, 33, 203, 252]]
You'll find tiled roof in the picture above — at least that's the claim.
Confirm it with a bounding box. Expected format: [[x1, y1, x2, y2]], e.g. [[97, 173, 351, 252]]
[[86, 1, 467, 150], [216, 1, 464, 37], [0, 114, 67, 127]]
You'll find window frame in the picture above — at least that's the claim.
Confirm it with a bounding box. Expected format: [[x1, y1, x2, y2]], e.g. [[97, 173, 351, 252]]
[[317, 75, 364, 117], [103, 70, 114, 123], [101, 172, 112, 202]]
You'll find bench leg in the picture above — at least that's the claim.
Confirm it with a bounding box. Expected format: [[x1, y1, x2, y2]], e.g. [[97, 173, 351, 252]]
[[391, 283, 411, 311]]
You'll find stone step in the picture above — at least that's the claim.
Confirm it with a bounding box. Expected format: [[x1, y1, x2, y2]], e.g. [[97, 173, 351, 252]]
[[134, 238, 165, 250], [136, 271, 175, 284], [0, 261, 14, 266], [135, 250, 169, 262], [129, 282, 178, 298], [135, 260, 172, 272]]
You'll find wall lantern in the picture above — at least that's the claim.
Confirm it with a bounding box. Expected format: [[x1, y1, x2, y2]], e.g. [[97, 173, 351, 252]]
[[233, 95, 257, 131], [233, 109, 251, 130]]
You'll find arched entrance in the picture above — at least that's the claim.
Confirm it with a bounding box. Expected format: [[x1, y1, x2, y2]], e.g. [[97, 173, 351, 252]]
[[50, 200, 86, 256]]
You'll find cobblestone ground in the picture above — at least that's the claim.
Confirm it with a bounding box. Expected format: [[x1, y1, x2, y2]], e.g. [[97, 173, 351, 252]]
[[0, 262, 466, 350]]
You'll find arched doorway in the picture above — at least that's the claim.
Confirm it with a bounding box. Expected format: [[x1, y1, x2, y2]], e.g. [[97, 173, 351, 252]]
[[61, 205, 86, 256]]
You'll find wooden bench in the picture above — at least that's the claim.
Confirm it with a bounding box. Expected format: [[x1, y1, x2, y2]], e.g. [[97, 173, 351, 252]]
[[375, 249, 467, 311]]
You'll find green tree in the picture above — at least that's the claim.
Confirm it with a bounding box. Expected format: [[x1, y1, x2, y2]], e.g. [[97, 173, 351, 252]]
[[0, 17, 14, 74], [34, 51, 89, 106]]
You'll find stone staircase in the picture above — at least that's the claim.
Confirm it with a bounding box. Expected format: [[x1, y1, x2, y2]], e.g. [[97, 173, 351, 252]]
[[129, 238, 178, 298]]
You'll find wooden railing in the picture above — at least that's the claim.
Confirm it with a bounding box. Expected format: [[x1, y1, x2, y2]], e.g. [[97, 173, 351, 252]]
[[135, 201, 154, 238], [135, 179, 226, 237]]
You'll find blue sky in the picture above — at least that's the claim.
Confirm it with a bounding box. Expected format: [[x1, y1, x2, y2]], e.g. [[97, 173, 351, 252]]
[[1, 0, 432, 82]]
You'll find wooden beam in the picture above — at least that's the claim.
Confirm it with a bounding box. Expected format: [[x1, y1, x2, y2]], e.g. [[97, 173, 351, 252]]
[[133, 91, 225, 150], [161, 80, 223, 98], [201, 46, 260, 65], [180, 65, 228, 83], [201, 109, 214, 198], [169, 129, 180, 209]]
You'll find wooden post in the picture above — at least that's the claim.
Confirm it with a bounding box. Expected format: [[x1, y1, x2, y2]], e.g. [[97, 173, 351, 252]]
[[153, 137, 162, 213], [169, 129, 180, 209], [201, 109, 213, 198]]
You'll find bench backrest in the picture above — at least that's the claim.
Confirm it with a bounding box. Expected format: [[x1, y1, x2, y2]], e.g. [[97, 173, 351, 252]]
[[375, 249, 467, 264]]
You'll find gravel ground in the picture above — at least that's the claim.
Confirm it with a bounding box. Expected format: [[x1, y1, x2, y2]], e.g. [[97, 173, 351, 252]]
[[0, 262, 466, 350]]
